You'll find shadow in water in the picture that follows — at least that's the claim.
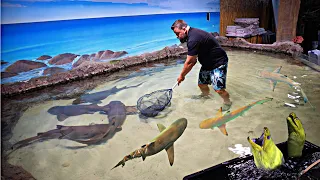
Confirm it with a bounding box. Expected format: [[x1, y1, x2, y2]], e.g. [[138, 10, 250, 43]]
[[72, 82, 143, 105], [48, 104, 108, 122], [8, 101, 139, 155]]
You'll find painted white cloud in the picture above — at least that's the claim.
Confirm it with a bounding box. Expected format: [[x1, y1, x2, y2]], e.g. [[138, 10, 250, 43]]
[[1, 5, 179, 24], [147, 0, 219, 11], [1, 0, 220, 24], [1, 2, 26, 7], [2, 0, 219, 8], [91, 0, 147, 3]]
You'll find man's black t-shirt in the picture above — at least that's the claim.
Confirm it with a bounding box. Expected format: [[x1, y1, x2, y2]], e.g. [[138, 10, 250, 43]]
[[187, 27, 228, 70]]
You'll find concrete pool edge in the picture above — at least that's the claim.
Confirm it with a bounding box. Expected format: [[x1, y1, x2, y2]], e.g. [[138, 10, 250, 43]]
[[1, 37, 308, 97]]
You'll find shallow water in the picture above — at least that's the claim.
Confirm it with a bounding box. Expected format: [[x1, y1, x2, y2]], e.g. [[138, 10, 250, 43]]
[[5, 49, 320, 180]]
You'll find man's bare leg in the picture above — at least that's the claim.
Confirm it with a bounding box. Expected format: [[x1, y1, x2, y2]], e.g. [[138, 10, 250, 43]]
[[215, 89, 231, 103], [198, 84, 210, 96], [215, 89, 232, 111]]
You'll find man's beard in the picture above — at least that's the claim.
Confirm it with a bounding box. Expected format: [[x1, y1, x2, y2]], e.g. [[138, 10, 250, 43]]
[[179, 33, 188, 43]]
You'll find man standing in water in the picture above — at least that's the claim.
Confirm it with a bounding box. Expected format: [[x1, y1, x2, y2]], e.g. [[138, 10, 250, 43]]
[[171, 19, 232, 111]]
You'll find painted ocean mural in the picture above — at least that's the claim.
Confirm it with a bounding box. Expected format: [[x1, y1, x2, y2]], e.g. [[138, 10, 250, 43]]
[[1, 12, 220, 84]]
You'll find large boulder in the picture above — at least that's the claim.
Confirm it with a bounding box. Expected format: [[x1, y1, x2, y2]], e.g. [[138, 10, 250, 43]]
[[92, 51, 105, 61], [72, 54, 91, 68], [43, 67, 67, 75], [97, 50, 128, 61], [1, 72, 18, 79], [5, 60, 47, 74], [110, 51, 128, 59], [99, 50, 114, 60], [48, 53, 79, 65], [37, 55, 52, 60]]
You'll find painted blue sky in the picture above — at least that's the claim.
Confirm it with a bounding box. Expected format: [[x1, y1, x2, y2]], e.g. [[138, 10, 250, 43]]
[[1, 0, 220, 24]]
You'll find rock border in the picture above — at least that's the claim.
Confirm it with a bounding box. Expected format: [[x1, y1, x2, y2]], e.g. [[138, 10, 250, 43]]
[[215, 36, 303, 57], [1, 37, 304, 97]]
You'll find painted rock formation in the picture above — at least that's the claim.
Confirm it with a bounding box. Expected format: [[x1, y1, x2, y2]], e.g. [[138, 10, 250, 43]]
[[43, 67, 67, 75], [5, 60, 47, 74], [99, 50, 128, 60], [72, 54, 91, 68], [48, 53, 79, 65], [37, 55, 52, 60], [1, 45, 186, 96], [1, 72, 18, 79]]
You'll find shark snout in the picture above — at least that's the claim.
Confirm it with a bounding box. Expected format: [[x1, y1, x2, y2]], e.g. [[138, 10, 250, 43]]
[[175, 118, 188, 129], [72, 98, 83, 105], [48, 106, 60, 115]]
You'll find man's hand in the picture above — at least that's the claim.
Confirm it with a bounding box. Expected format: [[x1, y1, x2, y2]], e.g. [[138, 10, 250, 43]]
[[177, 55, 197, 85], [177, 75, 185, 85]]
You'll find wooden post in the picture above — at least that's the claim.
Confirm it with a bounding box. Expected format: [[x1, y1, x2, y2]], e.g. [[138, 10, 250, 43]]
[[276, 0, 301, 41]]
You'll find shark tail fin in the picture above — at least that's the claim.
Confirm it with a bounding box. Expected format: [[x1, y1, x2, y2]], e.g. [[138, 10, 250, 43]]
[[299, 88, 315, 109], [125, 106, 138, 115]]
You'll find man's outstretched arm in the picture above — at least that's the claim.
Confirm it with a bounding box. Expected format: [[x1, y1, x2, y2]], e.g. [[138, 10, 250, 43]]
[[177, 55, 197, 84]]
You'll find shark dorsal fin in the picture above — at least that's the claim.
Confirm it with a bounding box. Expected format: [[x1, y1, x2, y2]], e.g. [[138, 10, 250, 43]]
[[218, 124, 228, 136], [165, 144, 174, 166], [216, 107, 223, 117], [273, 66, 282, 73], [157, 124, 166, 132]]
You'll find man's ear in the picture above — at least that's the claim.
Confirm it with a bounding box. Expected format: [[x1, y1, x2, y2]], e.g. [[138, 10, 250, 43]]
[[183, 27, 188, 33]]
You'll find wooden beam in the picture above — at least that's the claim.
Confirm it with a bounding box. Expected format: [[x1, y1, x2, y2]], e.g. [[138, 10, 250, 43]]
[[276, 0, 301, 41]]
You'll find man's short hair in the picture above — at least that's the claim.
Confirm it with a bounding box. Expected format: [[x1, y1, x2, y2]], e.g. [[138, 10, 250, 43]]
[[171, 20, 188, 30]]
